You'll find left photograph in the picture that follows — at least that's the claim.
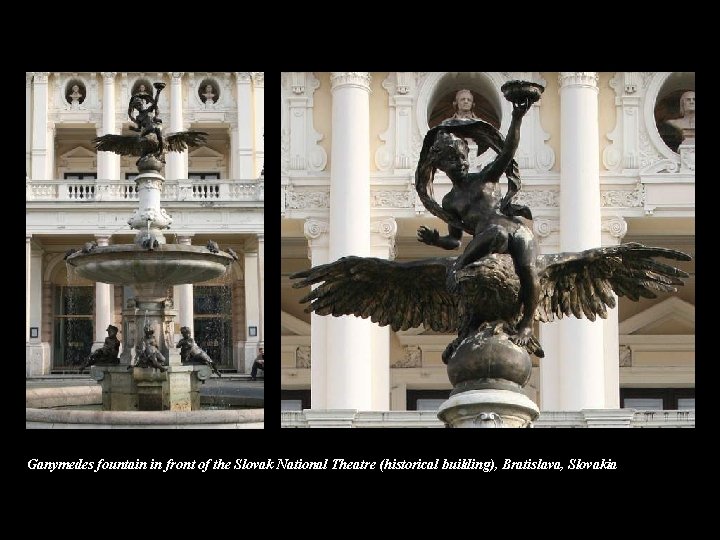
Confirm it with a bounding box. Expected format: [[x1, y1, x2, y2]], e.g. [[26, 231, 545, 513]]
[[26, 72, 264, 428]]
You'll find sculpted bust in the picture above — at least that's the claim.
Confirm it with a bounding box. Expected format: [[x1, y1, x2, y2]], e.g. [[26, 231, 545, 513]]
[[451, 89, 479, 120], [666, 91, 695, 145]]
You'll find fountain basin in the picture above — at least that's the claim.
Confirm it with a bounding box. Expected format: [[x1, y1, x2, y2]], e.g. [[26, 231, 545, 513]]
[[66, 244, 233, 285]]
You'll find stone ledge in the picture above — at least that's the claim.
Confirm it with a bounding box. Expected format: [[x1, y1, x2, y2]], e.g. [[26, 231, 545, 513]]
[[26, 408, 264, 427]]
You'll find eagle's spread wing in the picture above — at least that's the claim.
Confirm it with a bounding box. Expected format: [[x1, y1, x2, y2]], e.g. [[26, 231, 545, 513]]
[[92, 134, 147, 156], [291, 256, 459, 332], [536, 242, 691, 322], [165, 131, 208, 153]]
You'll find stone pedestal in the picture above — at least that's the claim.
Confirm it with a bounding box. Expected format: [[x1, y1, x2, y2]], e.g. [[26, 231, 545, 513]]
[[91, 364, 209, 411], [679, 144, 695, 173], [437, 389, 540, 428]]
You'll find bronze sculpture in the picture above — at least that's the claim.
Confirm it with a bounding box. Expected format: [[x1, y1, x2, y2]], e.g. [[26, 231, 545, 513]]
[[291, 80, 691, 397], [130, 326, 167, 372], [78, 325, 120, 373], [176, 326, 222, 377], [93, 82, 207, 169]]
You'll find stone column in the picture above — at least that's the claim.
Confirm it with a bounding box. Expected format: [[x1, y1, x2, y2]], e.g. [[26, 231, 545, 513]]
[[601, 217, 627, 409], [369, 217, 397, 410], [243, 238, 260, 373], [558, 72, 605, 410], [257, 234, 264, 344], [305, 219, 329, 409], [166, 72, 186, 180], [534, 219, 561, 410], [326, 72, 373, 410], [26, 235, 31, 343], [173, 234, 195, 331], [26, 73, 32, 178], [234, 72, 254, 179], [92, 235, 113, 351], [31, 72, 49, 180], [252, 73, 264, 178], [27, 241, 50, 375], [99, 73, 120, 180]]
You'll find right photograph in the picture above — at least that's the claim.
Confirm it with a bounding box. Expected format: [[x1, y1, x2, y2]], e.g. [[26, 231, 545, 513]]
[[280, 72, 695, 429]]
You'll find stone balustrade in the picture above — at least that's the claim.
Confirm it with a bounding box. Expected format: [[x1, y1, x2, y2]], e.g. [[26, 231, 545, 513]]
[[27, 178, 264, 203], [281, 409, 695, 428]]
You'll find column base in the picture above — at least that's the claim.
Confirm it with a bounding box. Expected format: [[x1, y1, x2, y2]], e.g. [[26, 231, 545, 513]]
[[26, 342, 51, 376], [437, 389, 540, 428]]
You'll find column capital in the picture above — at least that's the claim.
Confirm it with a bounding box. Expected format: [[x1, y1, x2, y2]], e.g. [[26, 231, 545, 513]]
[[304, 218, 329, 240], [256, 233, 264, 243], [533, 217, 560, 239], [170, 72, 184, 80], [251, 72, 264, 87], [601, 216, 628, 242], [331, 72, 371, 92], [235, 72, 252, 83], [101, 72, 117, 81], [26, 234, 33, 243], [558, 72, 598, 89], [26, 73, 33, 86], [370, 217, 398, 260], [33, 72, 49, 83]]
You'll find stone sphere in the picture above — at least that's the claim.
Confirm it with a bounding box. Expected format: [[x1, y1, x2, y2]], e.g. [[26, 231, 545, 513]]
[[447, 327, 532, 393]]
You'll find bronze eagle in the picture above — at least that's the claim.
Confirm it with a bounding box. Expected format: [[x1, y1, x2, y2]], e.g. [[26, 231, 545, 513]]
[[291, 243, 690, 361]]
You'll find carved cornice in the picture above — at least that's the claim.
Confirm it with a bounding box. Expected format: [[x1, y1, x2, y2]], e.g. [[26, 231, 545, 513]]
[[330, 72, 371, 92], [101, 72, 117, 80], [558, 72, 598, 89], [304, 219, 329, 240], [170, 72, 184, 80], [601, 216, 628, 239]]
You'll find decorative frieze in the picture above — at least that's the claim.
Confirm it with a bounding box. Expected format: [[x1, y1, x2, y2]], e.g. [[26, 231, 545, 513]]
[[601, 188, 644, 207], [513, 189, 559, 208], [286, 190, 329, 210], [371, 190, 414, 208]]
